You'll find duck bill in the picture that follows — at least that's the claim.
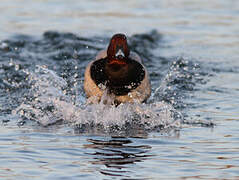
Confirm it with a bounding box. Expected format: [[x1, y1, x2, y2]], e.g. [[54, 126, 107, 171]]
[[108, 48, 127, 65], [115, 48, 125, 58]]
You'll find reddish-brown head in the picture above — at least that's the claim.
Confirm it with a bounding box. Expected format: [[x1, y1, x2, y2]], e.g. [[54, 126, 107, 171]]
[[107, 34, 130, 63]]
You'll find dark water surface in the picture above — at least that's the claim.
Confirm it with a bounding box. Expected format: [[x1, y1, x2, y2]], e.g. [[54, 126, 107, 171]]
[[1, 0, 239, 179]]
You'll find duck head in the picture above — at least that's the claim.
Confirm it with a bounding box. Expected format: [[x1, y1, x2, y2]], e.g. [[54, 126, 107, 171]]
[[107, 34, 130, 64], [105, 34, 131, 82]]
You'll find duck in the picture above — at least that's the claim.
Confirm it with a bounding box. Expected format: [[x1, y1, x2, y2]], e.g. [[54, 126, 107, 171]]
[[84, 33, 151, 105]]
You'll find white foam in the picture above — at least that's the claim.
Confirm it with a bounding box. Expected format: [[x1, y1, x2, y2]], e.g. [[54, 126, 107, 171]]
[[13, 66, 181, 132]]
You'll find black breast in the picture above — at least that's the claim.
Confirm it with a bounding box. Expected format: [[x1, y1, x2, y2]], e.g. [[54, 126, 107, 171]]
[[90, 58, 145, 96]]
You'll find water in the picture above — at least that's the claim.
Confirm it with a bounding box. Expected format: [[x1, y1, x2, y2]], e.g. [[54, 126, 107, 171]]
[[0, 0, 239, 179]]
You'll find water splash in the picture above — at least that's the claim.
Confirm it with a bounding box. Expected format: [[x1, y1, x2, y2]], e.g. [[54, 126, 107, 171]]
[[13, 65, 70, 126], [0, 31, 213, 134], [13, 65, 181, 133]]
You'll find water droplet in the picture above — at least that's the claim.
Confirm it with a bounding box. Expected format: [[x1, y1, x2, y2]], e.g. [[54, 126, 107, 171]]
[[15, 64, 20, 71]]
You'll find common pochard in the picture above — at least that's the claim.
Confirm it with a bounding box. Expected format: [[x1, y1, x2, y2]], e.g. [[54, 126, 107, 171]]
[[84, 33, 151, 105]]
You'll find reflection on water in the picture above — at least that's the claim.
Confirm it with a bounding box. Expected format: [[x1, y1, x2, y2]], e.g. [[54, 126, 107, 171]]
[[85, 138, 152, 177], [1, 125, 238, 179]]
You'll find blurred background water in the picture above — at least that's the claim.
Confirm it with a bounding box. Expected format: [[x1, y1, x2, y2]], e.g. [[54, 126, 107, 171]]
[[0, 0, 239, 179]]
